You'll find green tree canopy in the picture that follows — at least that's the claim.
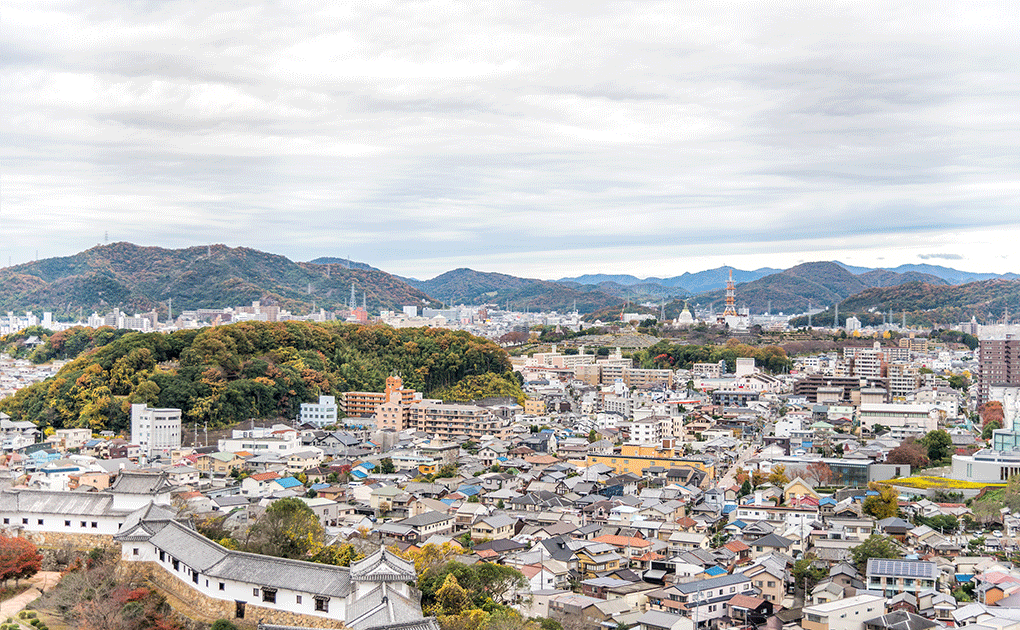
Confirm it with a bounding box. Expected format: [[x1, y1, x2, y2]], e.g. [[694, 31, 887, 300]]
[[849, 534, 902, 573], [243, 497, 323, 559], [921, 429, 953, 464]]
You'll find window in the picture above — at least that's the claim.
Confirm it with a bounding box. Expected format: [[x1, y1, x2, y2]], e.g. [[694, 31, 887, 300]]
[[91, 522, 98, 528], [159, 550, 165, 562], [65, 520, 71, 527], [262, 588, 277, 604], [2, 519, 7, 525], [192, 571, 199, 584], [314, 596, 330, 612], [253, 588, 259, 597], [81, 521, 87, 527], [172, 559, 179, 571], [22, 518, 27, 525], [296, 595, 302, 604], [220, 583, 225, 591], [133, 548, 139, 556]]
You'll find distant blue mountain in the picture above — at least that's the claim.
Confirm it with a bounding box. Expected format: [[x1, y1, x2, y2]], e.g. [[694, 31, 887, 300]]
[[556, 266, 780, 294], [833, 262, 1018, 285]]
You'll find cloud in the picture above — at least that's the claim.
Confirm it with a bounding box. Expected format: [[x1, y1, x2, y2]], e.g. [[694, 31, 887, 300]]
[[1, 0, 1018, 280], [919, 253, 965, 261]]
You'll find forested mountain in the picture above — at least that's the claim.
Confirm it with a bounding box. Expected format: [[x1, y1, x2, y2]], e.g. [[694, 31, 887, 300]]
[[306, 257, 380, 271], [0, 243, 437, 317], [407, 268, 624, 313], [837, 278, 1020, 326], [856, 269, 947, 288], [691, 262, 948, 314], [0, 321, 515, 432]]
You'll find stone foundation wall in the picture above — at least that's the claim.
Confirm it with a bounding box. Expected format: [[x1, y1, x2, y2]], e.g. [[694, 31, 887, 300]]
[[22, 530, 116, 550], [137, 561, 346, 629]]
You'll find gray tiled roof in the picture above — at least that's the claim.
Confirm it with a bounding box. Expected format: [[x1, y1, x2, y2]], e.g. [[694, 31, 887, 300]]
[[110, 471, 173, 494], [350, 548, 417, 582], [147, 521, 353, 597], [204, 551, 351, 597], [0, 489, 116, 516]]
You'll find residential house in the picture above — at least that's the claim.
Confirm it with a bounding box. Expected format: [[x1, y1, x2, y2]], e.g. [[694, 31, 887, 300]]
[[241, 471, 281, 496], [866, 559, 938, 597], [802, 594, 887, 630], [576, 543, 623, 579], [471, 514, 516, 542], [749, 533, 794, 558], [742, 558, 788, 605], [648, 574, 755, 626]]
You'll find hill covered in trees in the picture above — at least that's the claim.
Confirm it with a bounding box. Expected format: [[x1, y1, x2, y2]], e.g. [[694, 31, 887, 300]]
[[0, 321, 512, 433], [407, 268, 624, 314], [833, 278, 1020, 327], [0, 243, 438, 318], [692, 262, 946, 314]]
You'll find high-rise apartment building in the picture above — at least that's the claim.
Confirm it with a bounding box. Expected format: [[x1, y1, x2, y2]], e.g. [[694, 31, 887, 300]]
[[978, 336, 1020, 406]]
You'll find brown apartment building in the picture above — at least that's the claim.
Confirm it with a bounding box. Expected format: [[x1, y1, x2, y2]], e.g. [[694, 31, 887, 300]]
[[340, 375, 421, 418], [978, 337, 1020, 406]]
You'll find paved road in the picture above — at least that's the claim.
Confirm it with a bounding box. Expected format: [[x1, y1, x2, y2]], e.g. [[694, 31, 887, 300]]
[[0, 571, 61, 619], [719, 443, 759, 488]]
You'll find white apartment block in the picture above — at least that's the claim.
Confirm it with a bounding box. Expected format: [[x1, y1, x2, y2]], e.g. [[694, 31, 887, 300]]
[[300, 395, 338, 428], [131, 404, 182, 458]]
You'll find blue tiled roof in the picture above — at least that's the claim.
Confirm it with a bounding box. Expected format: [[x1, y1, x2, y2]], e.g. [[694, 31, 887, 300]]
[[458, 484, 482, 496], [704, 566, 726, 576], [276, 477, 303, 489], [722, 505, 736, 515]]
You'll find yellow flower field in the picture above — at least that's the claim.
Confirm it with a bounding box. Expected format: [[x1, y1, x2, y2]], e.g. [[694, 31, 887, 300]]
[[889, 476, 1005, 490]]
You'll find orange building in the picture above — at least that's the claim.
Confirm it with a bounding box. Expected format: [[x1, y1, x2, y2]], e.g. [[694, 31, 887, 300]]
[[343, 376, 421, 421]]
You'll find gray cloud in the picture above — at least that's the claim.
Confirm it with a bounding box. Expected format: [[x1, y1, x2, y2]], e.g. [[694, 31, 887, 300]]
[[919, 254, 966, 261], [1, 0, 1018, 279]]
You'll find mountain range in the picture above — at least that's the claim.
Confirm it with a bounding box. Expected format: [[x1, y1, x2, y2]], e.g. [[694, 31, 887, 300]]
[[0, 243, 437, 318], [1, 243, 1018, 321], [688, 262, 948, 314], [403, 268, 623, 313]]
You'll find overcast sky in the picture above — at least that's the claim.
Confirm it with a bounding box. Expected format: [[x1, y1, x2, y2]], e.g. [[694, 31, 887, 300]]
[[2, 1, 1019, 280]]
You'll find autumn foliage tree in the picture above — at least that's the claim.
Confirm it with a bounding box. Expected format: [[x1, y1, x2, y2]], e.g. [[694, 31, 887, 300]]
[[0, 535, 41, 586], [981, 401, 1005, 428], [885, 439, 929, 468], [862, 482, 900, 519], [805, 461, 834, 486]]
